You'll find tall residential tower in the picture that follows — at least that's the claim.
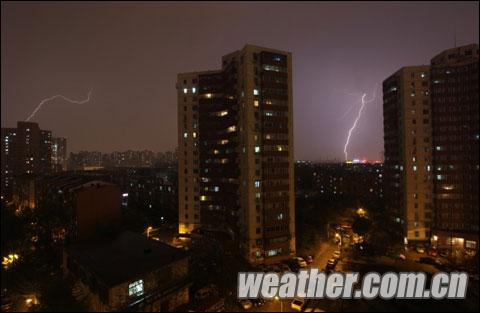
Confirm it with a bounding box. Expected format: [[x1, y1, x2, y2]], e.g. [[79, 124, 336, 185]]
[[430, 44, 479, 252], [383, 66, 433, 243], [1, 121, 52, 200], [383, 44, 479, 252], [177, 45, 295, 264]]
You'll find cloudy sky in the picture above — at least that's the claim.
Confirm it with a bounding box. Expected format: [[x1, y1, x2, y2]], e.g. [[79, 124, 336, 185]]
[[2, 1, 478, 161]]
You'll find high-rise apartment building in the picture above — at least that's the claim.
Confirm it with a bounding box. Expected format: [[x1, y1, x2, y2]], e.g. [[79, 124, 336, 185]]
[[383, 66, 433, 243], [1, 127, 16, 200], [383, 44, 479, 252], [1, 121, 52, 200], [430, 44, 479, 252], [52, 137, 67, 172], [177, 44, 295, 264]]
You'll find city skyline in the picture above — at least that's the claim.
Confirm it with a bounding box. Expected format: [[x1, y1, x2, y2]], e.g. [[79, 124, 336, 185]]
[[2, 2, 478, 160], [1, 2, 478, 312]]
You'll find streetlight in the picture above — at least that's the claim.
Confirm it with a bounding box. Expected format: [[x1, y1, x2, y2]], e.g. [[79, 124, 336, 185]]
[[2, 253, 19, 269], [356, 207, 366, 217], [146, 226, 153, 238], [275, 296, 283, 312]]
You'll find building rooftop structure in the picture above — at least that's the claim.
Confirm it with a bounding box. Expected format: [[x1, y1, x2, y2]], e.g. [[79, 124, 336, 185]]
[[65, 231, 187, 287]]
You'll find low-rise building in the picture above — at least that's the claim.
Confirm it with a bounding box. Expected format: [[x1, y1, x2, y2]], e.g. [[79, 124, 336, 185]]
[[63, 231, 190, 311]]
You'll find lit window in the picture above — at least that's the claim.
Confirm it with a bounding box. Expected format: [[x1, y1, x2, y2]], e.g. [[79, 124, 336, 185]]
[[255, 192, 261, 199], [255, 181, 261, 188], [421, 73, 426, 78], [192, 87, 196, 93], [183, 88, 188, 94], [227, 125, 236, 132], [253, 89, 259, 96], [214, 186, 219, 192], [218, 110, 228, 117], [277, 213, 284, 220], [200, 196, 207, 201], [205, 93, 212, 98], [184, 132, 188, 138], [277, 146, 283, 151], [192, 132, 197, 138], [254, 146, 260, 153], [128, 280, 144, 297], [254, 100, 259, 107]]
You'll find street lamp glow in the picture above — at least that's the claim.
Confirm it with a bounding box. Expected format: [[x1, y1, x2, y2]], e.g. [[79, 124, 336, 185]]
[[2, 253, 19, 269], [146, 226, 153, 238], [356, 207, 366, 217]]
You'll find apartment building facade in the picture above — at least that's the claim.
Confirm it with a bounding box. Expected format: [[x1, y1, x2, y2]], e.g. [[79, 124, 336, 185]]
[[177, 44, 295, 264], [383, 66, 433, 243]]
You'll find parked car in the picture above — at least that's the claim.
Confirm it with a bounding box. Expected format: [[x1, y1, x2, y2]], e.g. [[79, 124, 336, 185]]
[[279, 263, 292, 272], [291, 298, 306, 311], [438, 250, 449, 258], [415, 246, 425, 254], [286, 260, 300, 272], [268, 264, 282, 273], [305, 255, 314, 264], [333, 250, 341, 259], [397, 254, 406, 260], [295, 257, 308, 268], [326, 258, 336, 270], [427, 249, 438, 257], [255, 264, 268, 272], [239, 299, 253, 310], [418, 257, 436, 265], [251, 298, 266, 307]]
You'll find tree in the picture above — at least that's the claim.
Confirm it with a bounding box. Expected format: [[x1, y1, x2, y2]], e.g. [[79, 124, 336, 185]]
[[352, 217, 372, 236], [34, 278, 87, 312]]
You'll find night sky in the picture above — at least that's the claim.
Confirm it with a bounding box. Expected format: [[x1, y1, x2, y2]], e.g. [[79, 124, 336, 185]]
[[1, 2, 478, 161]]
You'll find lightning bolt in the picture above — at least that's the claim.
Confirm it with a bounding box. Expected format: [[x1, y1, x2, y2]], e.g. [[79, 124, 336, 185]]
[[26, 89, 93, 122], [343, 84, 378, 161]]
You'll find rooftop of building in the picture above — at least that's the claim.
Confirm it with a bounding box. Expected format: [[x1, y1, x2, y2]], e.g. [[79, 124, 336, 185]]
[[65, 230, 187, 287], [177, 44, 291, 77], [431, 43, 479, 65], [15, 172, 114, 192]]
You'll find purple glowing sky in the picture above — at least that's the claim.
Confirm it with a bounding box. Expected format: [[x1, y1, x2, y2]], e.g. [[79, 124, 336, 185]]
[[1, 2, 478, 161]]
